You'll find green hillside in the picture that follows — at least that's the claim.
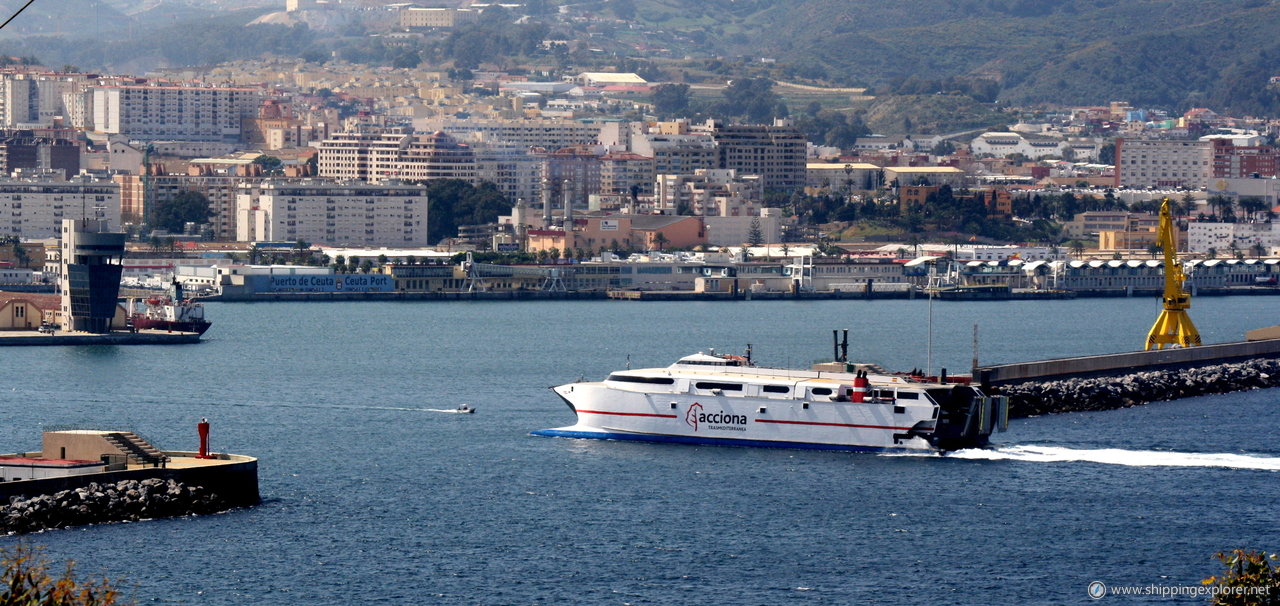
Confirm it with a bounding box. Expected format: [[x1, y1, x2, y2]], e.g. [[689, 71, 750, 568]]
[[614, 0, 1280, 113]]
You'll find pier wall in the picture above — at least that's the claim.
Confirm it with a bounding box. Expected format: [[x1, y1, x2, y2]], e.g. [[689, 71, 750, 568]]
[[976, 339, 1280, 385], [0, 453, 259, 507], [0, 331, 201, 346]]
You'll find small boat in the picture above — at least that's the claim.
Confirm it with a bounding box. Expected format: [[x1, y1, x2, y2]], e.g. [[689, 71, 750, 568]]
[[428, 404, 477, 414]]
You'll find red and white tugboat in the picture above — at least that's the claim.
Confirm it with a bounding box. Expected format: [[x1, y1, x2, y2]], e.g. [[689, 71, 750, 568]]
[[129, 280, 212, 335]]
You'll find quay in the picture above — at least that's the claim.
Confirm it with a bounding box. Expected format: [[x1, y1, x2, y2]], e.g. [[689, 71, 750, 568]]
[[975, 337, 1280, 386], [0, 328, 201, 346]]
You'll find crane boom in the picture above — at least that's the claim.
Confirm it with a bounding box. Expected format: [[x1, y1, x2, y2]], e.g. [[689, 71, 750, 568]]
[[1145, 197, 1201, 350]]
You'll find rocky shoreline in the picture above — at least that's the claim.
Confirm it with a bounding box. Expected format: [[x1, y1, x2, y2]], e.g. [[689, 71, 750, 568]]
[[998, 359, 1280, 417], [2, 478, 229, 535]]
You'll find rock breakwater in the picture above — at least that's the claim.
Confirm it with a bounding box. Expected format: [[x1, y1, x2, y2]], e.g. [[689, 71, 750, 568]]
[[2, 478, 229, 535], [999, 359, 1280, 417]]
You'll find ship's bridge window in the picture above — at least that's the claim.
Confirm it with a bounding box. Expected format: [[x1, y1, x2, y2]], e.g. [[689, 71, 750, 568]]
[[607, 374, 675, 385], [894, 391, 919, 400], [695, 381, 743, 392], [762, 385, 789, 394], [810, 387, 833, 396]]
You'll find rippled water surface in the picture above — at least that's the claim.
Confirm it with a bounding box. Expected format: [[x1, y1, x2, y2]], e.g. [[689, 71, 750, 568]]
[[1, 297, 1277, 604]]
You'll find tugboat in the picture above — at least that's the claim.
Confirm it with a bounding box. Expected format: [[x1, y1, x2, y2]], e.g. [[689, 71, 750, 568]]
[[129, 280, 211, 335]]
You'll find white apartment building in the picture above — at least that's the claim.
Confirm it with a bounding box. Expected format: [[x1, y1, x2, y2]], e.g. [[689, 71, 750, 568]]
[[0, 174, 119, 239], [1115, 138, 1212, 189], [317, 127, 476, 183], [969, 131, 1101, 161], [412, 118, 602, 149], [630, 132, 718, 176], [235, 180, 429, 247], [0, 73, 91, 128], [1187, 221, 1280, 253], [473, 145, 542, 206], [91, 85, 261, 142], [655, 169, 764, 217]]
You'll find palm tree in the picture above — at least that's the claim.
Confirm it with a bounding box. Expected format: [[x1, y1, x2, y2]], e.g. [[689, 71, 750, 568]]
[[293, 239, 309, 264], [1068, 240, 1086, 259], [1251, 243, 1267, 258], [653, 232, 669, 251]]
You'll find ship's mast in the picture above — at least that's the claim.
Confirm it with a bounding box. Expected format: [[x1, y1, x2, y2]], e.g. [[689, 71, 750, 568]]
[[1145, 197, 1201, 350]]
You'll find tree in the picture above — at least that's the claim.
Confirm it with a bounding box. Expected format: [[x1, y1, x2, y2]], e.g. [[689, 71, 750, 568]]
[[651, 83, 690, 118], [252, 155, 284, 176], [1098, 141, 1116, 165], [1068, 239, 1086, 259], [1201, 549, 1280, 605], [293, 239, 310, 264], [10, 239, 30, 269], [148, 190, 211, 234], [0, 544, 127, 605], [653, 233, 669, 251], [1238, 197, 1269, 221], [359, 259, 373, 274], [747, 217, 764, 246]]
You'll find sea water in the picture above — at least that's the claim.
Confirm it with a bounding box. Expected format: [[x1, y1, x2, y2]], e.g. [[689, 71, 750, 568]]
[[0, 297, 1276, 604]]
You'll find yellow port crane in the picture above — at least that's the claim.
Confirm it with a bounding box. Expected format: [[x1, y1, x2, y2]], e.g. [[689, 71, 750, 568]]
[[1145, 197, 1201, 350]]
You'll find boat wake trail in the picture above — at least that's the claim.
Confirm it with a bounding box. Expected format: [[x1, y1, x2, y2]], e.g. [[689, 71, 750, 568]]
[[942, 445, 1280, 471]]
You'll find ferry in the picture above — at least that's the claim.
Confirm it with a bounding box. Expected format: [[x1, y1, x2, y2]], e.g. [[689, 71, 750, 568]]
[[532, 349, 1008, 453]]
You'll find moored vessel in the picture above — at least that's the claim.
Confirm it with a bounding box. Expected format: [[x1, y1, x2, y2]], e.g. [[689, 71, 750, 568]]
[[532, 347, 1008, 453], [129, 280, 211, 334]]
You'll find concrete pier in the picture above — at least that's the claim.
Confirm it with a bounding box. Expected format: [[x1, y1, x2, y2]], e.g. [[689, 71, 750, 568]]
[[0, 451, 260, 508], [975, 338, 1280, 386], [0, 329, 201, 346]]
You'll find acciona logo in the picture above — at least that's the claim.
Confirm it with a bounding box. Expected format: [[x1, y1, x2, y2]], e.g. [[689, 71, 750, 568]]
[[684, 402, 748, 432]]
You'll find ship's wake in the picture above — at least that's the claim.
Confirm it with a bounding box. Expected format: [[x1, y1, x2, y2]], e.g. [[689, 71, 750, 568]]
[[940, 445, 1280, 471]]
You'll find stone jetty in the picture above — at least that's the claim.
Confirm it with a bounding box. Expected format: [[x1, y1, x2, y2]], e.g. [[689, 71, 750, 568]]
[[998, 359, 1280, 418], [1, 478, 229, 535]]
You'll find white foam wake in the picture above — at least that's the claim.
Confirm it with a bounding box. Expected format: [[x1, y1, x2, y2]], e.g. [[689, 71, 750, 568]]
[[944, 445, 1280, 471]]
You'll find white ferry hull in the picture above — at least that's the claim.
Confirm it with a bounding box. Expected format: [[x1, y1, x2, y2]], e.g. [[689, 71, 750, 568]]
[[533, 382, 942, 453]]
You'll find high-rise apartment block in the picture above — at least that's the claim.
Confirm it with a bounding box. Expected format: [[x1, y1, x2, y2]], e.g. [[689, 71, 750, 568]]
[[696, 120, 806, 190], [413, 118, 602, 150], [235, 180, 430, 247], [1114, 138, 1212, 189], [91, 85, 262, 142], [0, 174, 120, 240], [115, 174, 264, 240], [317, 127, 476, 183]]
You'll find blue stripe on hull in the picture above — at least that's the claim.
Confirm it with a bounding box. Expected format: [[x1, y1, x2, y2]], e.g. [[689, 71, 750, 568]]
[[529, 428, 930, 454]]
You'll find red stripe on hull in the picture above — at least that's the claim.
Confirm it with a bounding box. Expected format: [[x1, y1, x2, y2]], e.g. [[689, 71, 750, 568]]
[[576, 409, 678, 419], [755, 419, 916, 431]]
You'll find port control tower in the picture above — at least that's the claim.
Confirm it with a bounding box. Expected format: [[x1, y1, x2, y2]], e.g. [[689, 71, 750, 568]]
[[58, 219, 125, 333]]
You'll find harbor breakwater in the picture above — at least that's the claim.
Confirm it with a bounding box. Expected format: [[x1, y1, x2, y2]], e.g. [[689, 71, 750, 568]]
[[999, 358, 1280, 417], [2, 478, 229, 535]]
